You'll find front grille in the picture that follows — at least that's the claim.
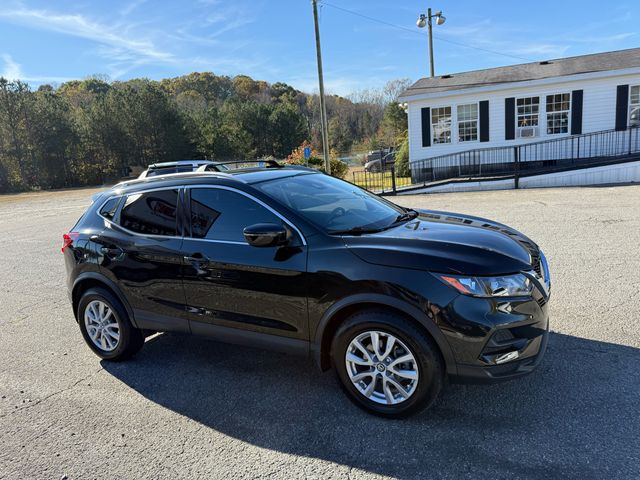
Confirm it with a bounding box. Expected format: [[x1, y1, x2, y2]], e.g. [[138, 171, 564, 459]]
[[530, 251, 543, 278], [492, 328, 515, 343]]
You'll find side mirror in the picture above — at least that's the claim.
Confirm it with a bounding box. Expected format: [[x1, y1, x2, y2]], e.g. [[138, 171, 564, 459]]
[[243, 223, 289, 248]]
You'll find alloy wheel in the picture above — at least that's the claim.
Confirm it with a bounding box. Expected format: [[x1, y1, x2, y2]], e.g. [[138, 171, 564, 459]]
[[344, 330, 419, 405], [84, 300, 120, 352]]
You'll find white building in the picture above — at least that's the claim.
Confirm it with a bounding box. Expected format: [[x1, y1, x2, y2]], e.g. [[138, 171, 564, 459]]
[[399, 48, 640, 166]]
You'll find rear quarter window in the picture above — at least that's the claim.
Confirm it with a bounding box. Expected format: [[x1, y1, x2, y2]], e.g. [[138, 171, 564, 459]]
[[98, 197, 121, 220]]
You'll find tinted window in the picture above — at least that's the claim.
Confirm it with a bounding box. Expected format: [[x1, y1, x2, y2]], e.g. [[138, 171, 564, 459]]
[[99, 196, 121, 220], [254, 173, 403, 233], [190, 188, 280, 242], [120, 189, 178, 236]]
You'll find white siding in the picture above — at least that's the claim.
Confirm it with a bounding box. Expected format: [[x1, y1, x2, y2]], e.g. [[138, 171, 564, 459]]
[[407, 72, 640, 163]]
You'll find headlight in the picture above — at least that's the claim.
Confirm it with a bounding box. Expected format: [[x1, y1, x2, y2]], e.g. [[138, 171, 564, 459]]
[[539, 250, 550, 288], [435, 273, 533, 297]]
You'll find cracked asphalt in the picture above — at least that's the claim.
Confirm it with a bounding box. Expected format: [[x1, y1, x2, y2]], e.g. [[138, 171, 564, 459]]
[[1, 184, 639, 479]]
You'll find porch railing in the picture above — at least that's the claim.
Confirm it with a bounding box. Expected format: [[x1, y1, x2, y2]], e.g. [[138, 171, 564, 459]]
[[351, 126, 640, 193]]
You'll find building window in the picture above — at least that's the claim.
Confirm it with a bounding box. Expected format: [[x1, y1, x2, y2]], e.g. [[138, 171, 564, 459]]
[[431, 106, 452, 144], [516, 96, 540, 137], [546, 93, 571, 134], [630, 86, 640, 127], [457, 103, 478, 142]]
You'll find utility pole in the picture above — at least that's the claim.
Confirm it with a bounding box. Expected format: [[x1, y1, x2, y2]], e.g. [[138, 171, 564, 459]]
[[417, 8, 445, 78], [427, 7, 435, 78], [312, 0, 331, 174]]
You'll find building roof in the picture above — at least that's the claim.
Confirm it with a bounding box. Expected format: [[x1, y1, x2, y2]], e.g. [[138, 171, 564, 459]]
[[400, 48, 640, 100]]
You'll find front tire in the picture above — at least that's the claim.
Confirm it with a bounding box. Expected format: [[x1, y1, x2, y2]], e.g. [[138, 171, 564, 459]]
[[77, 287, 144, 361], [331, 309, 443, 418]]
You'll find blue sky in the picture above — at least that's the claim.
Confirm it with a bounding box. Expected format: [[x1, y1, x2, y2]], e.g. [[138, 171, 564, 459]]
[[0, 0, 637, 96]]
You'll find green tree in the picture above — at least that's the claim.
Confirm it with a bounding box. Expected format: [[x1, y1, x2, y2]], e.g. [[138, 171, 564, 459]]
[[0, 72, 413, 193], [30, 88, 75, 188], [379, 102, 408, 147], [0, 79, 34, 190], [268, 101, 309, 158]]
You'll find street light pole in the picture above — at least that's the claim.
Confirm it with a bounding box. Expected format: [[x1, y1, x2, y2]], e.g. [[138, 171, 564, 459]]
[[427, 7, 435, 78], [311, 0, 331, 175], [417, 8, 445, 78]]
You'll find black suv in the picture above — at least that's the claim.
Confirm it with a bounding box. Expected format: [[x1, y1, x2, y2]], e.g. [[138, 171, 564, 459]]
[[64, 165, 550, 417]]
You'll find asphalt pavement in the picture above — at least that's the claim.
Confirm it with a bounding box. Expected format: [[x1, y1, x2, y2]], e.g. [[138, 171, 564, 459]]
[[0, 184, 639, 479]]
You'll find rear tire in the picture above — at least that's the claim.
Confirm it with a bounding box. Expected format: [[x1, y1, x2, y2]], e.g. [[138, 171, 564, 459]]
[[331, 309, 443, 418], [77, 287, 144, 361]]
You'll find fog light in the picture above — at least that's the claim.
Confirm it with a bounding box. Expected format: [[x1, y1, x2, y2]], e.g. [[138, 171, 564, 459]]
[[495, 350, 519, 364]]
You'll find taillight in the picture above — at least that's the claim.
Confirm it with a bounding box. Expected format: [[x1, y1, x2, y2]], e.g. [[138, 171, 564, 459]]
[[61, 232, 79, 253]]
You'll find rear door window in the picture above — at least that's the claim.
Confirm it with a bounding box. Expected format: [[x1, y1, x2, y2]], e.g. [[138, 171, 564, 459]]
[[120, 189, 179, 236]]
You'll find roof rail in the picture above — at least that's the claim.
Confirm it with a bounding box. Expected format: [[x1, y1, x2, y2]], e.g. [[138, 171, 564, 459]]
[[114, 170, 233, 188], [147, 160, 213, 168], [198, 159, 283, 171]]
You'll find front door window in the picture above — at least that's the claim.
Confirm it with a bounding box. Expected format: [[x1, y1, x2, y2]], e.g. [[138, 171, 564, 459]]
[[190, 188, 281, 242]]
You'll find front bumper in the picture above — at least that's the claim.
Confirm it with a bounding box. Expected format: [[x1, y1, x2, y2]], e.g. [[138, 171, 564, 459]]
[[439, 287, 550, 384], [452, 324, 548, 383]]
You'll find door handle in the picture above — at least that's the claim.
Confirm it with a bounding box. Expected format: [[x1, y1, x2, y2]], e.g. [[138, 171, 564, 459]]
[[184, 252, 210, 263], [90, 234, 106, 245]]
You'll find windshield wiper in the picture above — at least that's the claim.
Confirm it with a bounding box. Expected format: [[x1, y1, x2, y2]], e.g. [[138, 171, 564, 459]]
[[392, 208, 419, 224], [328, 226, 385, 236], [328, 210, 420, 236]]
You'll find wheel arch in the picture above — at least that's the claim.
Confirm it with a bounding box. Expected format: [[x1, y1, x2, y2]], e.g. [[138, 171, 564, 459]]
[[312, 293, 457, 376], [72, 273, 137, 327]]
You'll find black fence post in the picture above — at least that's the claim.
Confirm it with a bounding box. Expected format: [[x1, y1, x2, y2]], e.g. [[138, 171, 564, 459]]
[[391, 165, 397, 194], [514, 146, 520, 189]]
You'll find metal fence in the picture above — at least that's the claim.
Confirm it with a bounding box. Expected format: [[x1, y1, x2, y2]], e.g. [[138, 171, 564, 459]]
[[412, 126, 640, 185], [351, 126, 640, 193], [351, 167, 412, 194]]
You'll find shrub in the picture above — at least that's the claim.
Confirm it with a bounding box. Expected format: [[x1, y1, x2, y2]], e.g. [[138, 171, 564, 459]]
[[286, 140, 317, 165], [327, 157, 348, 179], [395, 130, 410, 177], [287, 142, 348, 179]]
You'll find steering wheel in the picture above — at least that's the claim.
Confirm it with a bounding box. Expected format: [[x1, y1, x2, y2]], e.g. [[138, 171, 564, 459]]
[[326, 207, 346, 225]]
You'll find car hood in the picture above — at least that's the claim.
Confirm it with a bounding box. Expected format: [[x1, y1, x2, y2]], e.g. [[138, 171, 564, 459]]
[[343, 209, 539, 275]]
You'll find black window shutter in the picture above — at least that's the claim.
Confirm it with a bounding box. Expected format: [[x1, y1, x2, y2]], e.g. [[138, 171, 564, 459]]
[[421, 107, 431, 147], [570, 90, 583, 135], [615, 84, 629, 131], [505, 97, 515, 140], [479, 100, 490, 142]]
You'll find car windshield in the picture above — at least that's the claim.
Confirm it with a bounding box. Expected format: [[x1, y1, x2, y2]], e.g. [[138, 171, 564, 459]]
[[254, 173, 408, 234]]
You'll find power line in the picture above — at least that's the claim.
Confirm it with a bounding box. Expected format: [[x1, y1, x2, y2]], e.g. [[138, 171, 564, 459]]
[[318, 1, 535, 63]]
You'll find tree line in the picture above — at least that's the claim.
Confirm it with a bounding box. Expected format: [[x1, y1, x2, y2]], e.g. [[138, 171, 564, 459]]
[[0, 73, 409, 193]]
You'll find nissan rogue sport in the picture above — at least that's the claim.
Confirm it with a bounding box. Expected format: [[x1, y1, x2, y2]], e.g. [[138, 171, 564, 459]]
[[63, 164, 550, 417]]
